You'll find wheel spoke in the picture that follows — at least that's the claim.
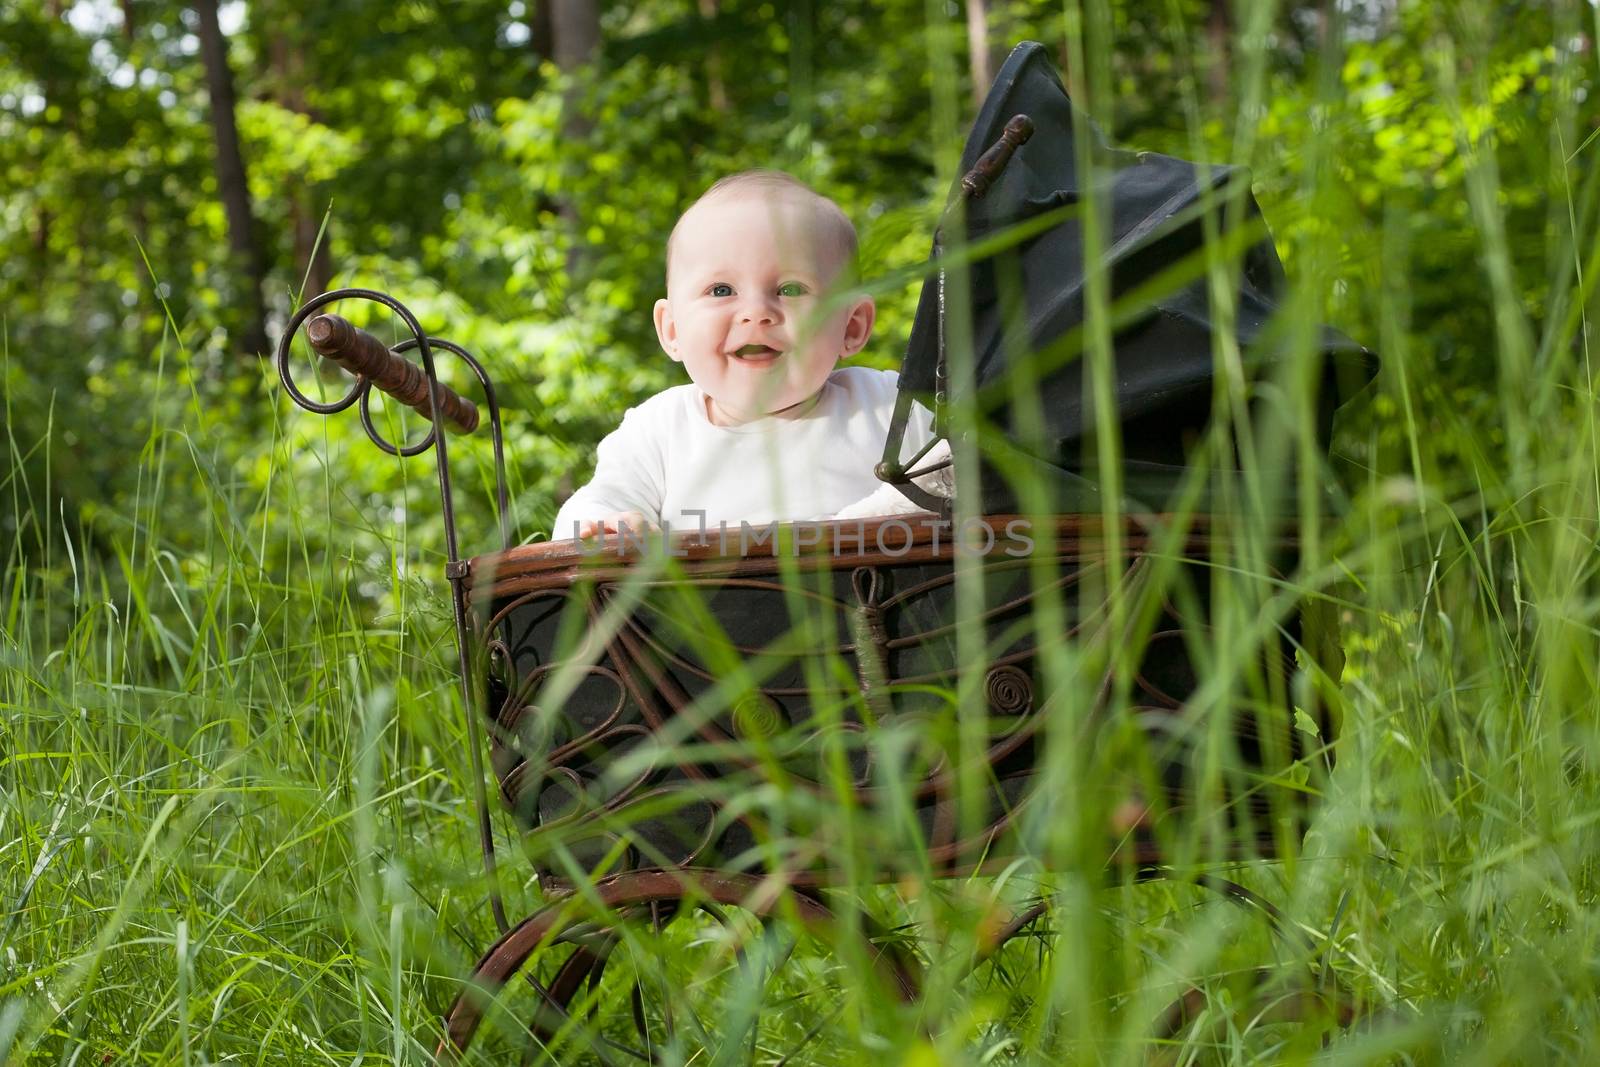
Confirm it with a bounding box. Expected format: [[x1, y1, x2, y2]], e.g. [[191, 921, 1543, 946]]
[[445, 874, 924, 1064], [629, 981, 655, 1060], [524, 938, 654, 1066]]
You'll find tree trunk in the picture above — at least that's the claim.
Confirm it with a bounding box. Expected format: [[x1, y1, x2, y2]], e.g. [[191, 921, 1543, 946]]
[[290, 193, 332, 300], [528, 0, 554, 64], [699, 0, 729, 112], [1206, 0, 1229, 105], [966, 0, 994, 106], [551, 0, 601, 279], [39, 0, 66, 256], [194, 0, 270, 357], [551, 0, 600, 71], [270, 31, 332, 300]]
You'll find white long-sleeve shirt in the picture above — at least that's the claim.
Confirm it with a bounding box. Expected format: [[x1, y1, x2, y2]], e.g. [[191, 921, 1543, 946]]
[[552, 366, 938, 539]]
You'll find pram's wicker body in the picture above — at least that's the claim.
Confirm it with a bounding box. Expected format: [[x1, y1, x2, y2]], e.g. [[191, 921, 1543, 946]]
[[444, 511, 1324, 1054], [472, 515, 1306, 886]]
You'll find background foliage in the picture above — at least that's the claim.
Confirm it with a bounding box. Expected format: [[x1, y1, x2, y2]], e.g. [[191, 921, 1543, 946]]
[[4, 0, 1600, 1063], [5, 0, 1585, 550]]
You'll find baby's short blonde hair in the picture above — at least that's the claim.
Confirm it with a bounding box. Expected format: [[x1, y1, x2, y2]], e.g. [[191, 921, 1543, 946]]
[[666, 170, 858, 285]]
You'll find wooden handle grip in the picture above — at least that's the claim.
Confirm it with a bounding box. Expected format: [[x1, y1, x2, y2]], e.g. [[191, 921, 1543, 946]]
[[305, 313, 480, 434], [960, 114, 1035, 200]]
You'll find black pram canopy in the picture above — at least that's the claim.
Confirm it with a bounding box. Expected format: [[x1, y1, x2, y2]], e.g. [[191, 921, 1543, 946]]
[[887, 41, 1376, 514]]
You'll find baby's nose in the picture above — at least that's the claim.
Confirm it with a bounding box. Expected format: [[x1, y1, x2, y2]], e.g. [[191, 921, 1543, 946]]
[[738, 295, 783, 325]]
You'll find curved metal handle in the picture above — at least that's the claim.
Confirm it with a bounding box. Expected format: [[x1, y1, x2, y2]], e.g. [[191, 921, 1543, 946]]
[[960, 114, 1035, 199], [274, 285, 513, 934], [883, 113, 1037, 506], [306, 312, 481, 434]]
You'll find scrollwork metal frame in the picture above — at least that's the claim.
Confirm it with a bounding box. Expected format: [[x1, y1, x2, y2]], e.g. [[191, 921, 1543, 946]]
[[275, 286, 513, 931]]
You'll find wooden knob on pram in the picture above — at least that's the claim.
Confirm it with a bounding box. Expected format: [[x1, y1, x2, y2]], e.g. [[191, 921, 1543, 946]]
[[961, 114, 1035, 200], [305, 312, 481, 434]]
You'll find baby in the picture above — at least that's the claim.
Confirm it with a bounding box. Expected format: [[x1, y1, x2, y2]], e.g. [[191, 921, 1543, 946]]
[[554, 171, 940, 540]]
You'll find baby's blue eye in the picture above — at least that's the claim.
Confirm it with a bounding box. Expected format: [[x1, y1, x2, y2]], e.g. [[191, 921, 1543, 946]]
[[709, 283, 734, 297], [778, 282, 808, 297]]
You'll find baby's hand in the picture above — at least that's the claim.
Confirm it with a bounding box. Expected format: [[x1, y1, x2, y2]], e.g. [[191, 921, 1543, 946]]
[[574, 511, 657, 539]]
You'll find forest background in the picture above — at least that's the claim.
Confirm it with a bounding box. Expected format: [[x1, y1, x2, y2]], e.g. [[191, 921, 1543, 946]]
[[5, 0, 1600, 1063], [6, 0, 1586, 548]]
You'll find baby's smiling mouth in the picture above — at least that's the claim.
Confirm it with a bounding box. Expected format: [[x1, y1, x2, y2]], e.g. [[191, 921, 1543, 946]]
[[732, 344, 782, 361]]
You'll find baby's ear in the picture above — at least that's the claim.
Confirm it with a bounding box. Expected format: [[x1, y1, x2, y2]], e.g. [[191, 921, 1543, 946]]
[[653, 298, 681, 362], [837, 294, 876, 360]]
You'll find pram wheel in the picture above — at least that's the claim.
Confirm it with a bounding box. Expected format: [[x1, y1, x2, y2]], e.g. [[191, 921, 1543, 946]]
[[1149, 877, 1357, 1046], [870, 878, 1356, 1055], [437, 870, 921, 1064]]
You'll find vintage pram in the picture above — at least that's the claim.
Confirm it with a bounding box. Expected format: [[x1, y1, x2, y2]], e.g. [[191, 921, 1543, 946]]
[[274, 42, 1374, 1064]]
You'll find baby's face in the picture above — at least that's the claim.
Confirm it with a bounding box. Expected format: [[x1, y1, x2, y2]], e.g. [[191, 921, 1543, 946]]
[[654, 191, 874, 425]]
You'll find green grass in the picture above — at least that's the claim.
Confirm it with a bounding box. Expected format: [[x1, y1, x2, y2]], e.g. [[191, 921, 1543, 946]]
[[5, 292, 1598, 1065], [6, 6, 1600, 1066]]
